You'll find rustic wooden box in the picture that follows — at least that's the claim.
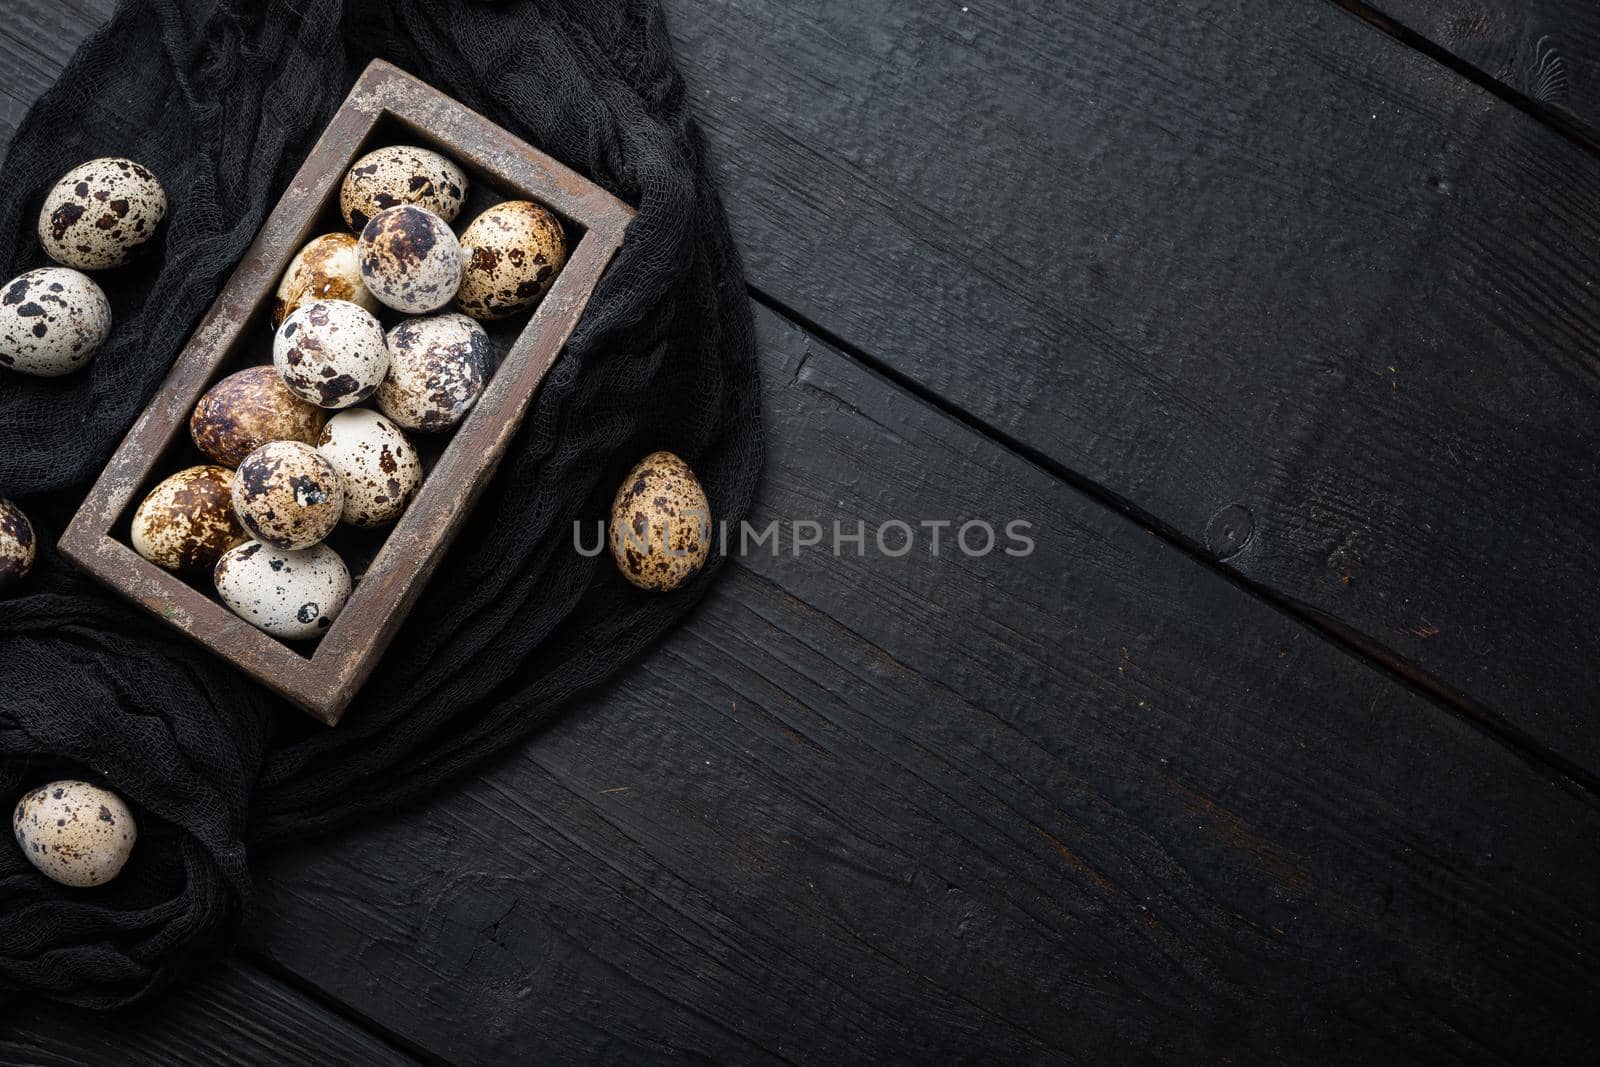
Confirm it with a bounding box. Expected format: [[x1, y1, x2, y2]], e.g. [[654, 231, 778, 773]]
[[59, 60, 633, 726]]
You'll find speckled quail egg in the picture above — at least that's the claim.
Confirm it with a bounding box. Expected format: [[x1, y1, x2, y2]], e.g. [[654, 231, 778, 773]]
[[214, 539, 351, 640], [13, 780, 137, 887], [37, 157, 166, 270], [340, 145, 467, 231], [272, 233, 379, 327], [316, 409, 422, 528], [273, 298, 389, 409], [456, 200, 568, 321], [609, 451, 711, 592], [357, 205, 462, 314], [0, 499, 36, 594], [232, 440, 344, 550], [130, 465, 248, 572], [0, 267, 111, 377], [190, 365, 328, 467], [377, 312, 492, 431]]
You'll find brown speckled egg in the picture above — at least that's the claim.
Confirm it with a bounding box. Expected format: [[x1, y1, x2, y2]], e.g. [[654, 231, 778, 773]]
[[130, 465, 248, 572], [377, 312, 492, 431], [340, 145, 467, 231], [37, 158, 166, 270], [455, 201, 568, 321], [357, 205, 462, 314], [316, 409, 422, 527], [609, 451, 711, 592], [214, 540, 350, 640], [0, 267, 111, 377], [13, 781, 137, 888], [272, 233, 379, 327], [273, 298, 389, 409], [232, 441, 344, 550], [0, 499, 36, 594], [191, 366, 328, 467]]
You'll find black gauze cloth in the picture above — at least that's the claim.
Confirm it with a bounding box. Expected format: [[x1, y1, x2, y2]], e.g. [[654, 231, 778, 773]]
[[0, 0, 760, 1009]]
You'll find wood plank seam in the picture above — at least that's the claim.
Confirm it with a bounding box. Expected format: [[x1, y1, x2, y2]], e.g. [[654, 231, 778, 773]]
[[8, 10, 1600, 1053], [18, 0, 1600, 777], [745, 287, 1600, 800], [235, 949, 447, 1067], [1325, 0, 1600, 155], [1, 956, 423, 1064], [235, 300, 1600, 1062], [657, 0, 1600, 770]]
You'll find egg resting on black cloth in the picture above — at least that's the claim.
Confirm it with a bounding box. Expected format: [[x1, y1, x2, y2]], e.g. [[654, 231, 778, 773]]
[[0, 0, 760, 1010]]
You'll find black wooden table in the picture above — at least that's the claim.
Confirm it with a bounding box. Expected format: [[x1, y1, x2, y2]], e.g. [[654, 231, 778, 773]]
[[4, 1, 1598, 1062]]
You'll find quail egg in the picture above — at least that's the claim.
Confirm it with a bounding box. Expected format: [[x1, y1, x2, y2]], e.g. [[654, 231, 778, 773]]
[[357, 205, 462, 314], [190, 366, 328, 467], [377, 312, 492, 431], [37, 157, 166, 270], [273, 298, 389, 409], [0, 267, 111, 377], [13, 780, 137, 887], [316, 409, 423, 528], [232, 440, 344, 550], [340, 144, 467, 231], [130, 465, 248, 571], [456, 200, 568, 321], [609, 451, 711, 592], [0, 499, 36, 594], [272, 232, 379, 327], [214, 539, 351, 640]]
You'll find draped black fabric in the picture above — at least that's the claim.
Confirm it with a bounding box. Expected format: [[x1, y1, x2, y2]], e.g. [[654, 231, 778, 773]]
[[0, 0, 760, 1009]]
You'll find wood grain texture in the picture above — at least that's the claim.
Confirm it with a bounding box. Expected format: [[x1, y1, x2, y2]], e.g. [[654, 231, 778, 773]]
[[6, 3, 1600, 1063], [656, 0, 1600, 771], [12, 0, 1600, 774], [1358, 0, 1600, 135], [0, 0, 107, 131], [0, 0, 110, 162], [242, 307, 1600, 1064], [0, 959, 416, 1065]]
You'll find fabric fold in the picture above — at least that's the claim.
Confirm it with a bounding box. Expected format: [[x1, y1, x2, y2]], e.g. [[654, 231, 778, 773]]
[[1, 0, 759, 1008]]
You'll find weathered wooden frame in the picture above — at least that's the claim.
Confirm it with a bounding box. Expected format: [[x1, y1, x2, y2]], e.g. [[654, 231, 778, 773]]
[[59, 59, 634, 726]]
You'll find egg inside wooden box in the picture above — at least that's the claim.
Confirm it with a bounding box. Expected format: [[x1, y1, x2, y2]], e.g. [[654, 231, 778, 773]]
[[60, 63, 630, 723], [105, 122, 581, 652]]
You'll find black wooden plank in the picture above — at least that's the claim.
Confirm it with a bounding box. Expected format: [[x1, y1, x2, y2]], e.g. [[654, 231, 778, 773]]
[[0, 0, 112, 158], [241, 305, 1600, 1064], [0, 0, 105, 110], [4, 5, 1600, 1062], [0, 959, 417, 1065], [653, 0, 1600, 774], [1352, 0, 1600, 141], [13, 0, 1600, 778]]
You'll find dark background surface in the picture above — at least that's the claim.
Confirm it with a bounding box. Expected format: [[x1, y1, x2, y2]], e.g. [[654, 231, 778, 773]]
[[3, 0, 1598, 1062]]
